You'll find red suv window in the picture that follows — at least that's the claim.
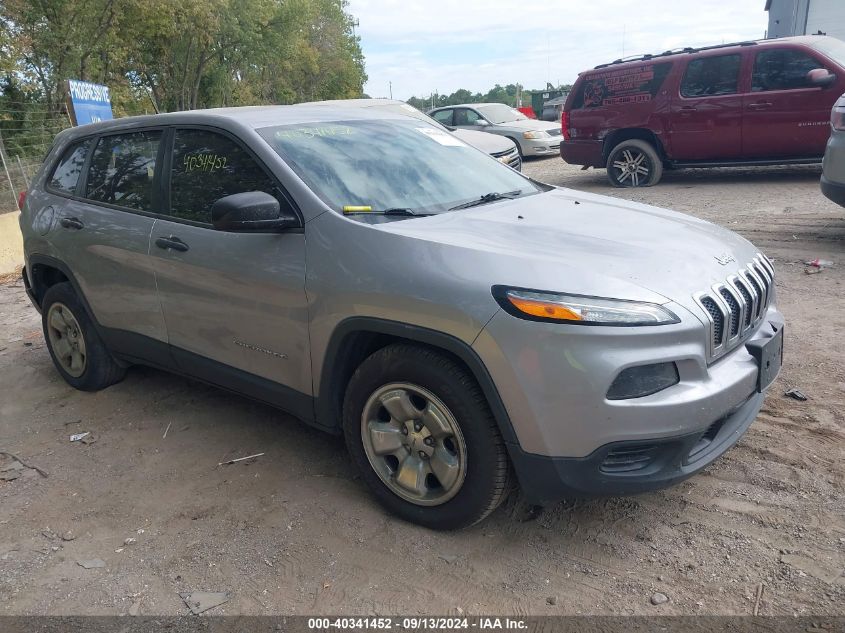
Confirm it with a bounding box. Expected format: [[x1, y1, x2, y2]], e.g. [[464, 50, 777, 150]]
[[680, 54, 741, 98], [752, 49, 825, 92]]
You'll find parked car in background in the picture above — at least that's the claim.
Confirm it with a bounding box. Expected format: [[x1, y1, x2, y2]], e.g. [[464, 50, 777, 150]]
[[821, 93, 845, 207], [20, 102, 782, 529], [429, 103, 562, 157], [540, 95, 567, 122], [516, 106, 537, 119], [561, 35, 845, 187], [308, 99, 521, 171]]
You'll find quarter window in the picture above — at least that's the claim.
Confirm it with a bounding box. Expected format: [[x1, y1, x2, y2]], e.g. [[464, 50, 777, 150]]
[[680, 54, 742, 98], [49, 140, 91, 194], [752, 49, 825, 91], [168, 129, 281, 224], [85, 131, 161, 212]]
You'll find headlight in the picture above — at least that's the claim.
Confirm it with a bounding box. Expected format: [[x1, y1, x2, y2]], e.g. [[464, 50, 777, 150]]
[[522, 130, 551, 140], [493, 287, 680, 326]]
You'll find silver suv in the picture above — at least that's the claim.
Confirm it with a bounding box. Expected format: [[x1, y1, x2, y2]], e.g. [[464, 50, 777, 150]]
[[19, 104, 784, 530], [822, 93, 845, 207]]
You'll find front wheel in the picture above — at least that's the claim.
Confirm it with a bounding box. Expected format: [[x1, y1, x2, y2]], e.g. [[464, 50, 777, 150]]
[[343, 344, 511, 530], [606, 139, 663, 187]]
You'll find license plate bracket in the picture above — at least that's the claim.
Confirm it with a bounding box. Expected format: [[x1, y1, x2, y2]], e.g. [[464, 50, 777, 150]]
[[745, 324, 784, 392]]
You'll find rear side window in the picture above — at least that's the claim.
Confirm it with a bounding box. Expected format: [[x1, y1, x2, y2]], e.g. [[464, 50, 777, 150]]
[[168, 129, 281, 224], [48, 140, 90, 194], [570, 62, 672, 109], [85, 131, 161, 211], [680, 54, 741, 97], [752, 49, 825, 91]]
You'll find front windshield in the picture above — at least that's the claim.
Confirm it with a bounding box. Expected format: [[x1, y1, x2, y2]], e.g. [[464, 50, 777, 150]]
[[811, 38, 845, 67], [258, 119, 540, 215], [475, 104, 527, 124]]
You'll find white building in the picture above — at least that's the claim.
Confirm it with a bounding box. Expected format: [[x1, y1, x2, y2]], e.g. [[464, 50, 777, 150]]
[[766, 0, 845, 42]]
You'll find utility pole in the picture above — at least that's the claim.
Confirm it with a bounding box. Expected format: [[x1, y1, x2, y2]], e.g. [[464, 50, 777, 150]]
[[389, 81, 393, 100]]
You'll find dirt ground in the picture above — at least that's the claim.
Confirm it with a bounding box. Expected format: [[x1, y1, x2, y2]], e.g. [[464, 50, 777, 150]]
[[0, 160, 843, 617]]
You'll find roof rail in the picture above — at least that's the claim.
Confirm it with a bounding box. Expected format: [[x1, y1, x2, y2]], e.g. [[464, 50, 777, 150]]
[[593, 40, 758, 69]]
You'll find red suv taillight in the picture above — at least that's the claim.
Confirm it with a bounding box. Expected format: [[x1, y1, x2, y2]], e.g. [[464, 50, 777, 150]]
[[561, 111, 571, 141], [832, 108, 845, 131], [17, 190, 26, 210]]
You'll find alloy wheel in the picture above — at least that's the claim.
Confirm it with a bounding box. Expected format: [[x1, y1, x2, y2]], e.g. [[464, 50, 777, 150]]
[[611, 148, 651, 186]]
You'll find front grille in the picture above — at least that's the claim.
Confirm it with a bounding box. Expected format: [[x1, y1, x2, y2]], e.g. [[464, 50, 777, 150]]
[[491, 148, 521, 170], [694, 253, 775, 361]]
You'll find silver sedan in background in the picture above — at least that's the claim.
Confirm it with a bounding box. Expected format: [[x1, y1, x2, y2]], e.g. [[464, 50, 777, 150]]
[[428, 103, 562, 157]]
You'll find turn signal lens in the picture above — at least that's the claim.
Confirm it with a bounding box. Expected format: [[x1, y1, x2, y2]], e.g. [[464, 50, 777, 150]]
[[495, 287, 680, 326], [507, 295, 583, 321]]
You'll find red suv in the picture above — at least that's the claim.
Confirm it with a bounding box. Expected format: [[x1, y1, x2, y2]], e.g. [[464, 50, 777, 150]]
[[560, 36, 845, 187]]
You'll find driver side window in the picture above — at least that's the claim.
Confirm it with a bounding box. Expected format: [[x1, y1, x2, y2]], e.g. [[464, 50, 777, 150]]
[[752, 49, 825, 91], [453, 108, 481, 126], [168, 129, 284, 224]]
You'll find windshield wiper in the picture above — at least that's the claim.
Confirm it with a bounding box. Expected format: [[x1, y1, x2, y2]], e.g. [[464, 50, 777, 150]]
[[448, 190, 523, 211], [343, 207, 432, 217]]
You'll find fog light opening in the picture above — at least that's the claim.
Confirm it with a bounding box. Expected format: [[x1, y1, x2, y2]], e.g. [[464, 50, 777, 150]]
[[606, 362, 680, 400]]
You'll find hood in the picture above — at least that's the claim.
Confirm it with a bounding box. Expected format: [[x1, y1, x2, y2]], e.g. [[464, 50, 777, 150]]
[[376, 188, 762, 316], [452, 128, 516, 154], [491, 118, 559, 133]]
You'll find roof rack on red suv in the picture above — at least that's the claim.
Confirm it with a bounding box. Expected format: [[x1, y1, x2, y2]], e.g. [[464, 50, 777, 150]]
[[562, 35, 845, 187]]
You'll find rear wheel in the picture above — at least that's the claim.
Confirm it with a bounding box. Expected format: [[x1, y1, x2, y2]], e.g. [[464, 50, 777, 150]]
[[606, 139, 663, 187], [343, 344, 511, 530], [42, 282, 126, 391]]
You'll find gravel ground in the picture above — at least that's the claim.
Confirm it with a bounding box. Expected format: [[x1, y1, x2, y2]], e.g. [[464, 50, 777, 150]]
[[0, 158, 843, 616]]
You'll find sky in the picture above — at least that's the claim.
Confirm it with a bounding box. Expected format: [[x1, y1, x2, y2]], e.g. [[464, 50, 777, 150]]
[[346, 0, 770, 101]]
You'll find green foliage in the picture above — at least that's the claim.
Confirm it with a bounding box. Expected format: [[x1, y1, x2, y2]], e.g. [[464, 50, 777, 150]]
[[406, 83, 572, 113], [0, 0, 367, 156]]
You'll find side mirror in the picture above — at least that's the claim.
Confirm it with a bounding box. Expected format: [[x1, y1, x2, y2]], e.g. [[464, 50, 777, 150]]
[[474, 119, 489, 126], [211, 191, 298, 232], [808, 68, 836, 87]]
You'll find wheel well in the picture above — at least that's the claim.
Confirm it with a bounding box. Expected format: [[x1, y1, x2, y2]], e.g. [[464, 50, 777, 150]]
[[319, 329, 487, 433], [602, 129, 666, 163], [30, 264, 69, 305]]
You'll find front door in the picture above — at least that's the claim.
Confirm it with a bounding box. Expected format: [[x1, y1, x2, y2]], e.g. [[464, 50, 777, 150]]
[[742, 46, 835, 158], [149, 127, 310, 414], [667, 53, 745, 161]]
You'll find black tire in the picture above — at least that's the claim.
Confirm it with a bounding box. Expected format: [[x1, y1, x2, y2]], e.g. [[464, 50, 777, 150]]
[[41, 282, 126, 391], [343, 344, 511, 530], [606, 139, 663, 187], [506, 136, 524, 158]]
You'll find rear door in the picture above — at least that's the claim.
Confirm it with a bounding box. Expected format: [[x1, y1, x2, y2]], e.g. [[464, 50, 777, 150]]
[[149, 127, 311, 412], [47, 130, 167, 354], [667, 53, 746, 161], [742, 46, 834, 158]]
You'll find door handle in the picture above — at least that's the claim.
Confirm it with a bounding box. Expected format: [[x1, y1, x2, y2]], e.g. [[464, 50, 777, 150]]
[[59, 217, 84, 230], [155, 236, 189, 252], [748, 102, 772, 110], [680, 106, 697, 111]]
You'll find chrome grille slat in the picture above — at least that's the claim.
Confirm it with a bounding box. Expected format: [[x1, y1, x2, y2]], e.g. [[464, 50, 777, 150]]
[[694, 256, 775, 362]]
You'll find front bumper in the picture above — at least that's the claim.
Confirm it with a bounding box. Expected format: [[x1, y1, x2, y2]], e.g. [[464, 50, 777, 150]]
[[473, 303, 784, 502], [510, 392, 763, 504], [522, 138, 561, 157]]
